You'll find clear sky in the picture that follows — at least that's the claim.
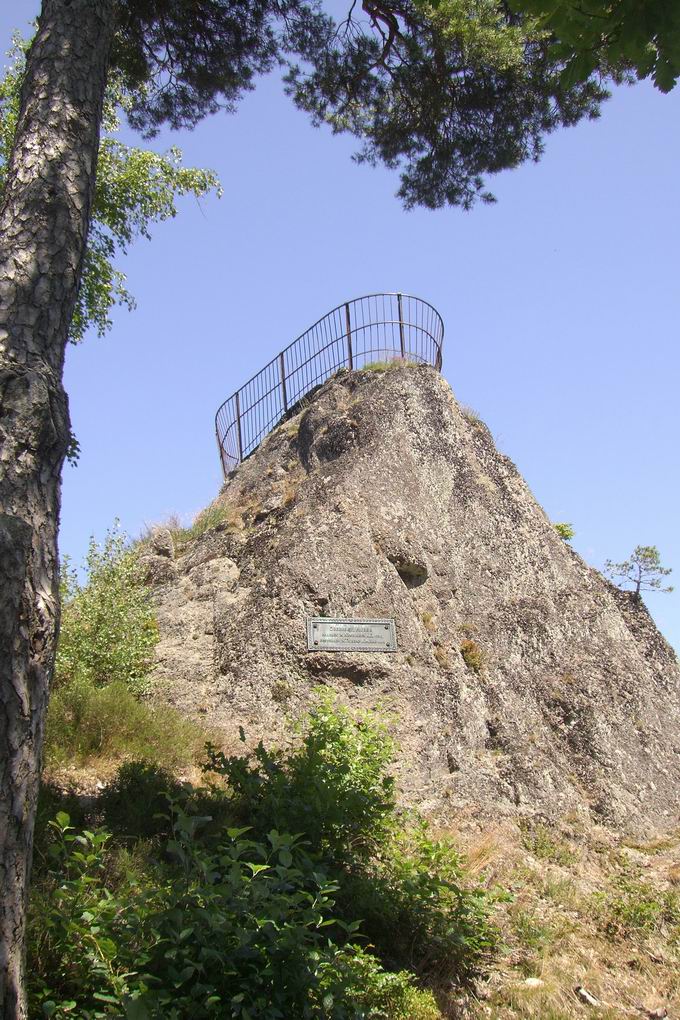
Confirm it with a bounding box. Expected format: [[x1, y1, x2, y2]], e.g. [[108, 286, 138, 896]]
[[2, 4, 679, 650]]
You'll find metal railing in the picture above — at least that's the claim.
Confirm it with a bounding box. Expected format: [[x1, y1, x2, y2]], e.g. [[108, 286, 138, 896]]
[[214, 292, 444, 476]]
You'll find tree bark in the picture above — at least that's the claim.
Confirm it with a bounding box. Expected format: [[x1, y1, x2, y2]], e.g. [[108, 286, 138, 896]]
[[0, 2, 116, 1015]]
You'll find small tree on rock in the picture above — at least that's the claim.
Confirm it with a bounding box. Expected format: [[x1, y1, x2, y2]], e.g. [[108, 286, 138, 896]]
[[604, 546, 674, 597]]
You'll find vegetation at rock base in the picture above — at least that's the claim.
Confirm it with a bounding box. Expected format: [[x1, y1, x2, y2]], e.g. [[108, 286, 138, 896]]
[[33, 694, 496, 1018], [37, 552, 495, 1016], [46, 525, 204, 771], [34, 518, 680, 1018], [604, 545, 674, 597]]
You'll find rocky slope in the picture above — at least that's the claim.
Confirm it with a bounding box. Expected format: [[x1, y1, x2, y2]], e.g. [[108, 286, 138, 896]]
[[141, 364, 680, 833]]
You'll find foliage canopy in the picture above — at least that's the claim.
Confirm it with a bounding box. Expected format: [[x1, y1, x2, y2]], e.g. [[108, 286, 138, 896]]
[[506, 0, 680, 93], [0, 43, 221, 342], [102, 0, 612, 210]]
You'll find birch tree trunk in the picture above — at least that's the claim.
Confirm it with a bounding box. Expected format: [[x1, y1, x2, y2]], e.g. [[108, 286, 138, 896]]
[[0, 2, 116, 1015]]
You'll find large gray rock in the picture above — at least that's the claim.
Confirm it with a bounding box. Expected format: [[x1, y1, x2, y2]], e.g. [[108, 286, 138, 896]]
[[148, 364, 680, 832]]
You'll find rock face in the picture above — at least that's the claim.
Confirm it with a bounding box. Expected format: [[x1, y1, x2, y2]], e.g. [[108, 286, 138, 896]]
[[146, 365, 680, 832]]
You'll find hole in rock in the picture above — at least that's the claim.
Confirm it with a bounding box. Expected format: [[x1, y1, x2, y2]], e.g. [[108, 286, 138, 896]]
[[388, 556, 428, 589]]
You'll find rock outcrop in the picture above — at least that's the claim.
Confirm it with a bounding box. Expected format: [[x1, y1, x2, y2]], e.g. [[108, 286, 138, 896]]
[[144, 364, 680, 832]]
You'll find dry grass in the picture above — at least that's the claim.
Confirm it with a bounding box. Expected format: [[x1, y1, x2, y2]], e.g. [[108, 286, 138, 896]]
[[459, 620, 479, 638], [436, 819, 680, 1020], [280, 477, 299, 507], [460, 638, 486, 673], [434, 643, 450, 668], [421, 610, 437, 633], [141, 502, 246, 556]]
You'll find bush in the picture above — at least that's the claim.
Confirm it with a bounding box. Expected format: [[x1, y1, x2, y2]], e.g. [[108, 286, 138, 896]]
[[98, 760, 234, 842], [204, 692, 397, 862], [28, 809, 443, 1020], [45, 679, 205, 769], [56, 525, 157, 693], [205, 695, 497, 987], [99, 760, 184, 839], [339, 822, 498, 984], [554, 522, 575, 541], [32, 695, 494, 1017], [46, 523, 210, 771]]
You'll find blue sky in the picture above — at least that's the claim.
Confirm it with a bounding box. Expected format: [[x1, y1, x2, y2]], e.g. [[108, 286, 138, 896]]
[[2, 5, 679, 649]]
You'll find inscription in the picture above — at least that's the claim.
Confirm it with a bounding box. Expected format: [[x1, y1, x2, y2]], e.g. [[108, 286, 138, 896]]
[[306, 617, 397, 652]]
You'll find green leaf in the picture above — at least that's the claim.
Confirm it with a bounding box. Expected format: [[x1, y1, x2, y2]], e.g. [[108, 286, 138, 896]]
[[559, 51, 598, 88], [226, 826, 251, 839], [245, 863, 271, 876], [279, 849, 293, 868], [124, 998, 151, 1020]]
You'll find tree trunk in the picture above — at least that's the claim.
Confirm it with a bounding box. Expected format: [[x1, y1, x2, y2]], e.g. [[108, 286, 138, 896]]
[[0, 2, 116, 1015]]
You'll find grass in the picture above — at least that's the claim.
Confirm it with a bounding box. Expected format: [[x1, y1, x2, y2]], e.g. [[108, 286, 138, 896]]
[[271, 678, 294, 704], [280, 477, 299, 507], [460, 404, 483, 425], [460, 638, 485, 673], [434, 643, 450, 669], [459, 620, 478, 637], [421, 610, 437, 633], [144, 503, 246, 557], [45, 679, 208, 770], [519, 822, 578, 867], [358, 357, 424, 374], [447, 819, 680, 1020], [593, 872, 680, 940]]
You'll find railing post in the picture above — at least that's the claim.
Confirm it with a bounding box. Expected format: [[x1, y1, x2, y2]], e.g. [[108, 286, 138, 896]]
[[344, 302, 354, 370], [279, 352, 288, 412], [216, 427, 226, 478], [397, 292, 406, 359], [234, 391, 244, 463]]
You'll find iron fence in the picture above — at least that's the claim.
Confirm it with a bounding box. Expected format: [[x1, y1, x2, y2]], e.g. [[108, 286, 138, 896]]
[[214, 292, 444, 476]]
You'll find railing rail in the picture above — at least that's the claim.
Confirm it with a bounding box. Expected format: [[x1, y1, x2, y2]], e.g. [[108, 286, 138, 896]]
[[215, 292, 444, 476]]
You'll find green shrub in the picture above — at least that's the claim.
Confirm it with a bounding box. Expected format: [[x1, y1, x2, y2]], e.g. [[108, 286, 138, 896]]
[[205, 695, 497, 987], [554, 522, 575, 542], [28, 809, 443, 1019], [33, 696, 493, 1017], [45, 679, 205, 769], [99, 760, 234, 843], [56, 525, 157, 693], [340, 822, 498, 984], [204, 692, 397, 862], [595, 873, 680, 939]]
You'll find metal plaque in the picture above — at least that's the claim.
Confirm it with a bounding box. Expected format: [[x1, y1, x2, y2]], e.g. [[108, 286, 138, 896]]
[[306, 617, 397, 652]]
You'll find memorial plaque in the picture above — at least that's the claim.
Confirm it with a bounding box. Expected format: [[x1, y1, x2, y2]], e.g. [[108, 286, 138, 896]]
[[306, 617, 397, 652]]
